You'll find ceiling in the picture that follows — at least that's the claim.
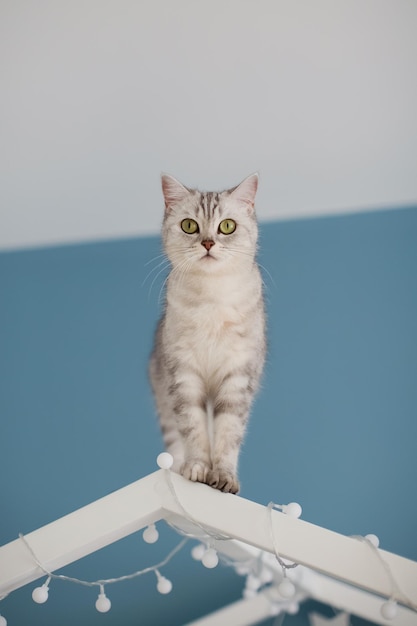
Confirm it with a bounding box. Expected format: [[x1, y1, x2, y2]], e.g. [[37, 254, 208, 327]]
[[1, 0, 417, 250]]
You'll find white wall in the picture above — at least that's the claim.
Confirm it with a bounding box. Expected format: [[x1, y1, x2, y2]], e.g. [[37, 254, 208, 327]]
[[1, 0, 417, 250]]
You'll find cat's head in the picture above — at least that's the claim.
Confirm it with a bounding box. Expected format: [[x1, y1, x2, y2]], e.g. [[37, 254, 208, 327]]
[[161, 174, 259, 274]]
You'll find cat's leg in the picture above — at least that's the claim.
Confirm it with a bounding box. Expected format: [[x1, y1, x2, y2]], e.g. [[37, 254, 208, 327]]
[[152, 374, 185, 473], [170, 369, 211, 484], [208, 371, 254, 494], [160, 415, 184, 474]]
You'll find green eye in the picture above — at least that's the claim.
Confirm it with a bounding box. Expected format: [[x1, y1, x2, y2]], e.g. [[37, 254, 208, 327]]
[[218, 219, 236, 235], [181, 218, 199, 234]]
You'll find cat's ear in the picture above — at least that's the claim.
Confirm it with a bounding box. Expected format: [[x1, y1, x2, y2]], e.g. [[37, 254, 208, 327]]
[[161, 174, 190, 211], [229, 173, 259, 210]]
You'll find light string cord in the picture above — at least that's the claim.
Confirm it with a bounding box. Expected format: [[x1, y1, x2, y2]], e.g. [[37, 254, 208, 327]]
[[163, 469, 231, 542], [165, 469, 299, 575], [2, 454, 413, 625], [266, 502, 298, 573], [18, 532, 188, 588], [352, 535, 417, 613]]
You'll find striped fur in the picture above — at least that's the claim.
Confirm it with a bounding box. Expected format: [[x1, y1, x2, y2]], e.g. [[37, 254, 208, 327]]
[[149, 174, 266, 493]]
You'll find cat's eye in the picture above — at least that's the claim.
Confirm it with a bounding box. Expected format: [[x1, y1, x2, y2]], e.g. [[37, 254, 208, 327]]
[[181, 218, 199, 234], [218, 219, 236, 235]]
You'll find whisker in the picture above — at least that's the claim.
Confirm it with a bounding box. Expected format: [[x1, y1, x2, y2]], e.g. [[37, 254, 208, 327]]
[[219, 246, 275, 290], [157, 274, 170, 308], [220, 246, 253, 257], [158, 251, 192, 306], [142, 258, 171, 287], [144, 253, 167, 267], [258, 263, 276, 288], [157, 256, 194, 307], [147, 263, 171, 302]]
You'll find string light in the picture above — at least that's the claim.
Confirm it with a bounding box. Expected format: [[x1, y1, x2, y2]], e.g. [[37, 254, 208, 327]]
[[273, 502, 303, 519], [266, 501, 300, 574], [364, 534, 379, 548], [277, 578, 296, 599], [95, 585, 111, 613], [259, 567, 274, 585], [31, 577, 51, 604], [155, 571, 173, 594], [286, 602, 300, 615], [156, 452, 174, 470], [190, 543, 206, 561], [201, 547, 219, 569], [352, 533, 416, 620], [245, 574, 261, 591], [0, 453, 415, 624], [380, 600, 398, 620], [143, 524, 159, 544], [16, 523, 188, 622]]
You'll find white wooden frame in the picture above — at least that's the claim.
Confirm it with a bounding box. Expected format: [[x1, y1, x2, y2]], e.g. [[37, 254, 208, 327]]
[[1, 469, 416, 625]]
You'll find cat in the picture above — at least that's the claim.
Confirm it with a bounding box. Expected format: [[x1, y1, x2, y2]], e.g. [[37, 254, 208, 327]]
[[149, 173, 266, 494]]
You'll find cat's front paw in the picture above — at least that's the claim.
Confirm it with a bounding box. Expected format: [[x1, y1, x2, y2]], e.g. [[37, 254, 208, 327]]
[[207, 468, 240, 494], [180, 460, 211, 484]]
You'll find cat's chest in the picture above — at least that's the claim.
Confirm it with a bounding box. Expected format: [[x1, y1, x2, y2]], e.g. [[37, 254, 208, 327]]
[[171, 298, 244, 337], [163, 272, 262, 377], [166, 277, 251, 342], [167, 300, 246, 379]]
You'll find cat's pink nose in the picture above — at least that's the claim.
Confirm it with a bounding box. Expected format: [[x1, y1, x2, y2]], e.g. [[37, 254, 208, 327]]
[[201, 240, 215, 251]]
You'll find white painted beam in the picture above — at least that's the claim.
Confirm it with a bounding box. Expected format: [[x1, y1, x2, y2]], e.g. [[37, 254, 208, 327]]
[[0, 471, 164, 597], [299, 568, 417, 626], [160, 471, 417, 609], [1, 467, 416, 626]]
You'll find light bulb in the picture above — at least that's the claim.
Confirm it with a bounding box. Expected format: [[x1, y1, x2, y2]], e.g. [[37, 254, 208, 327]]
[[286, 602, 300, 615], [245, 574, 261, 590], [243, 588, 257, 600], [202, 548, 218, 569], [365, 534, 380, 548], [278, 578, 296, 598], [191, 543, 206, 561], [32, 578, 50, 604], [269, 603, 281, 617], [95, 591, 111, 613], [156, 576, 173, 594], [143, 524, 159, 544], [283, 502, 302, 518], [156, 452, 174, 470], [260, 567, 274, 584], [381, 600, 397, 620], [0, 615, 7, 626]]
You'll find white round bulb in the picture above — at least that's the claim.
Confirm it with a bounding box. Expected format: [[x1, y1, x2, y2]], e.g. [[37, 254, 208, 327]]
[[157, 452, 174, 470], [202, 548, 219, 569], [246, 574, 261, 590], [278, 578, 296, 598], [286, 602, 300, 615], [284, 502, 302, 518], [191, 543, 206, 561], [381, 600, 397, 620], [260, 567, 274, 584], [95, 593, 111, 613], [0, 615, 7, 626], [269, 603, 282, 617], [365, 534, 380, 548], [157, 576, 173, 594], [143, 524, 159, 544], [32, 585, 49, 603]]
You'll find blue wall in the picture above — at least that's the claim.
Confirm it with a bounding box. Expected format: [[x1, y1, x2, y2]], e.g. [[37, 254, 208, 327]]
[[1, 207, 416, 625]]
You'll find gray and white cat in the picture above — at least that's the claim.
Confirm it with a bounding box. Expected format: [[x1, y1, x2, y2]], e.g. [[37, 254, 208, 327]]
[[149, 174, 266, 493]]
